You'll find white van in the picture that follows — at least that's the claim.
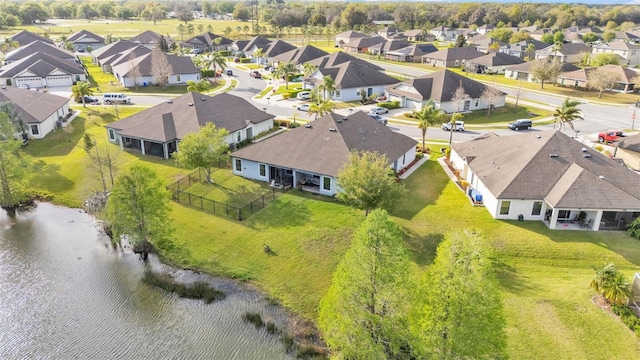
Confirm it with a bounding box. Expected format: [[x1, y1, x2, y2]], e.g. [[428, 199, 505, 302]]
[[296, 91, 311, 100], [103, 93, 131, 104]]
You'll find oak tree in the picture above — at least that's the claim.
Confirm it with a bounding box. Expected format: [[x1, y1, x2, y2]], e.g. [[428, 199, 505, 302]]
[[172, 123, 229, 183]]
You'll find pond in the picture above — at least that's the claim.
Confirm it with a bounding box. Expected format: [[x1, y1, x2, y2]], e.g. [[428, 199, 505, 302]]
[[0, 203, 295, 359]]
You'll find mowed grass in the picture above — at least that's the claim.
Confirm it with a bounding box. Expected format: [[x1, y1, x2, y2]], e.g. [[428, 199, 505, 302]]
[[179, 169, 272, 206]]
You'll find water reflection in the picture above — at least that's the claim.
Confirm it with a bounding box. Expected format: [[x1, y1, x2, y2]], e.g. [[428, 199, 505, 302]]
[[0, 203, 293, 359]]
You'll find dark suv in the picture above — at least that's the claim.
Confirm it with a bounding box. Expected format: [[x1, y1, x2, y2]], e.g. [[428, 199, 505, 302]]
[[508, 119, 532, 131]]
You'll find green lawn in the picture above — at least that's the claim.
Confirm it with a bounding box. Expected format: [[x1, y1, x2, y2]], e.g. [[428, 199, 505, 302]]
[[395, 104, 553, 127], [177, 169, 272, 206]]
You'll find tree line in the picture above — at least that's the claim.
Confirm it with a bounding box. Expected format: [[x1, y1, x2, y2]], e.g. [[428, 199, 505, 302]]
[[3, 1, 640, 33]]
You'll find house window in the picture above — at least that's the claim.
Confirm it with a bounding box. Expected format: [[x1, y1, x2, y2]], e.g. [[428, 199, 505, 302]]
[[237, 131, 241, 142], [235, 159, 242, 172], [499, 200, 510, 215], [455, 60, 460, 66], [259, 164, 266, 177], [558, 210, 571, 219], [108, 128, 115, 141], [323, 177, 331, 191], [475, 100, 479, 107], [30, 124, 39, 135], [176, 75, 181, 82], [334, 90, 340, 98], [532, 201, 542, 216]]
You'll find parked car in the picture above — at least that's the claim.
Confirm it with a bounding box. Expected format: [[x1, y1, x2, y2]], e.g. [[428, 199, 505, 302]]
[[190, 48, 203, 54], [369, 106, 389, 115], [249, 70, 261, 78], [226, 69, 233, 76], [297, 104, 310, 111], [369, 114, 388, 126], [441, 121, 465, 131], [296, 91, 311, 100], [508, 119, 532, 131], [76, 96, 100, 105], [103, 93, 131, 105], [234, 57, 240, 63], [598, 130, 624, 143]]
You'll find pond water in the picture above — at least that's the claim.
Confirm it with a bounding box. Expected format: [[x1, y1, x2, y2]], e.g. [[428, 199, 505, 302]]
[[0, 203, 294, 359]]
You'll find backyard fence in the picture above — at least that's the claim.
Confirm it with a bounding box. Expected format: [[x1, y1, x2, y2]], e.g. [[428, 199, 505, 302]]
[[166, 168, 285, 221]]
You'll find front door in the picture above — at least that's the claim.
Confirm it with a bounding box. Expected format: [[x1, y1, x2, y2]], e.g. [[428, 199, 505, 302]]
[[463, 100, 471, 111], [246, 127, 253, 140]]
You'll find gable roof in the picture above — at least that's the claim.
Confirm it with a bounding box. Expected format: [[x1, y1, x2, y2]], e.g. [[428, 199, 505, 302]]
[[386, 69, 504, 102], [335, 30, 367, 39], [618, 134, 640, 152], [559, 65, 636, 83], [614, 31, 640, 41], [422, 47, 483, 61], [108, 92, 273, 142], [91, 40, 138, 61], [505, 60, 579, 73], [263, 39, 297, 58], [603, 40, 640, 51], [101, 45, 153, 68], [4, 40, 76, 63], [471, 35, 506, 49], [271, 45, 329, 65], [404, 29, 425, 37], [343, 37, 387, 49], [129, 30, 172, 45], [0, 52, 86, 78], [241, 36, 271, 52], [232, 111, 416, 177], [10, 30, 53, 46], [308, 51, 383, 71], [451, 130, 640, 209], [0, 86, 69, 124], [538, 42, 591, 56], [386, 43, 438, 57], [67, 30, 104, 45], [111, 51, 198, 78], [369, 39, 411, 53], [501, 39, 548, 52], [182, 32, 232, 48], [315, 60, 398, 89], [467, 52, 525, 67]]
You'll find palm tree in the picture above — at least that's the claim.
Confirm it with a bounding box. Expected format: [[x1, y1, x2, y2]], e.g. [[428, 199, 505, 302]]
[[274, 61, 297, 90], [317, 75, 336, 102], [302, 63, 317, 77], [602, 272, 631, 306], [590, 263, 617, 294], [202, 52, 226, 84], [554, 98, 583, 131], [308, 101, 335, 120], [413, 100, 446, 151], [71, 81, 93, 108], [186, 79, 211, 93], [253, 48, 265, 65], [448, 112, 464, 147]]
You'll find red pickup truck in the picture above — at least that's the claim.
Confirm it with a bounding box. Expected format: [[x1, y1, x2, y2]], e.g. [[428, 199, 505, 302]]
[[598, 130, 624, 143]]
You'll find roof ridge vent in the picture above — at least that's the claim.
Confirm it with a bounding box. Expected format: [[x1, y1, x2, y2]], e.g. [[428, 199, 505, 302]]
[[549, 153, 558, 157], [329, 128, 337, 132]]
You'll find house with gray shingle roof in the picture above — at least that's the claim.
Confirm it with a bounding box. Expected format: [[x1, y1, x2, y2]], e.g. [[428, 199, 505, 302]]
[[385, 43, 438, 62], [450, 130, 640, 230], [106, 92, 274, 158], [129, 30, 173, 50], [253, 39, 297, 62], [181, 32, 232, 52], [465, 52, 525, 74], [231, 111, 417, 195], [592, 40, 640, 66], [615, 134, 640, 170], [67, 30, 105, 52], [368, 39, 411, 56], [499, 39, 548, 59], [342, 37, 387, 54], [556, 65, 637, 93], [384, 69, 505, 112], [0, 52, 88, 89], [504, 60, 580, 83], [421, 47, 483, 68], [271, 45, 329, 66], [535, 43, 591, 64], [335, 30, 368, 47], [4, 41, 77, 65], [0, 86, 71, 139], [111, 50, 200, 88], [306, 51, 382, 71], [10, 30, 53, 46]]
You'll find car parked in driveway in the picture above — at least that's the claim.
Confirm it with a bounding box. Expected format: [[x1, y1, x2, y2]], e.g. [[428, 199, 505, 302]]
[[296, 91, 311, 100], [369, 106, 389, 115], [441, 121, 465, 131], [249, 70, 261, 78], [297, 104, 310, 111], [369, 114, 388, 125], [508, 119, 532, 131]]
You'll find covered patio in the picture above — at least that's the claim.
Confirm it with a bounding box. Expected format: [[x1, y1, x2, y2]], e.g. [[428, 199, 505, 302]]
[[544, 206, 639, 231], [120, 136, 178, 159]]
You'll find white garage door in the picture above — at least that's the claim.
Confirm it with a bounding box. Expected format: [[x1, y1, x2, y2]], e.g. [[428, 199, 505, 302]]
[[406, 99, 422, 110], [46, 76, 73, 87], [15, 77, 43, 88]]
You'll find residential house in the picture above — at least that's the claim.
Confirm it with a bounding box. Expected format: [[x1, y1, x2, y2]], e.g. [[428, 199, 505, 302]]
[[592, 40, 640, 66], [430, 26, 457, 41], [465, 52, 525, 74], [106, 92, 274, 159], [529, 28, 552, 41], [181, 32, 232, 52], [307, 51, 383, 70], [92, 43, 152, 73], [504, 61, 579, 82], [450, 130, 640, 231], [499, 39, 548, 59], [404, 29, 435, 42], [271, 45, 328, 66], [556, 64, 637, 93], [421, 47, 483, 68], [129, 30, 173, 50], [476, 24, 496, 35], [0, 86, 71, 139], [384, 43, 438, 62], [613, 31, 640, 43], [368, 39, 411, 56], [378, 27, 404, 40], [231, 111, 417, 196], [303, 59, 398, 102], [0, 52, 88, 88], [615, 134, 640, 170], [3, 40, 77, 65], [385, 69, 506, 112], [10, 30, 54, 46], [471, 35, 507, 54], [111, 51, 200, 88], [248, 39, 297, 63], [335, 30, 368, 47], [67, 30, 105, 52], [561, 28, 586, 43], [535, 43, 591, 64], [342, 37, 387, 54]]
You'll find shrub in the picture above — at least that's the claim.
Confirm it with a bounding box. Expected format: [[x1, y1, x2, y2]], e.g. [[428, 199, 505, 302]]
[[415, 152, 424, 159], [242, 312, 265, 328], [627, 217, 640, 239], [274, 119, 292, 128], [240, 58, 252, 63], [201, 69, 216, 77], [404, 112, 415, 118], [265, 321, 278, 334], [282, 93, 292, 99], [290, 122, 301, 128], [594, 145, 604, 152], [296, 345, 324, 358], [378, 100, 401, 109], [280, 334, 295, 352], [141, 271, 225, 303]]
